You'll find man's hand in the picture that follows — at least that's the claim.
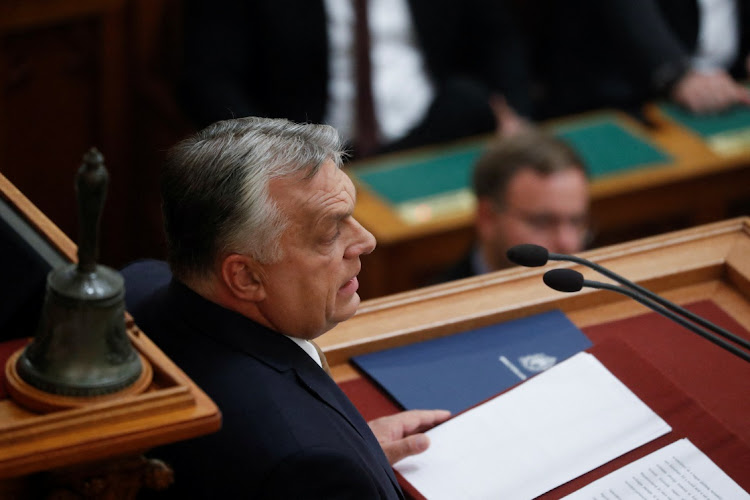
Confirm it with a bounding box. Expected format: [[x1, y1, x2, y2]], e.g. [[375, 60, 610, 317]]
[[368, 409, 451, 465], [670, 69, 750, 114], [490, 94, 530, 137]]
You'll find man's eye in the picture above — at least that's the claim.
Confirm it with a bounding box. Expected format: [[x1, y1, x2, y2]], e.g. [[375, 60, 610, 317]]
[[326, 230, 341, 243], [527, 216, 557, 230]]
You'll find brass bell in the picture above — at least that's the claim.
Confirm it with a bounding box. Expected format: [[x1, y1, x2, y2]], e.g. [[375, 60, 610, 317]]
[[15, 148, 142, 396]]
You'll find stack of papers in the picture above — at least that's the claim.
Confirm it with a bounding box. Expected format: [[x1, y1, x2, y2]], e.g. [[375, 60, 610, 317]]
[[395, 352, 672, 499], [563, 438, 749, 499]]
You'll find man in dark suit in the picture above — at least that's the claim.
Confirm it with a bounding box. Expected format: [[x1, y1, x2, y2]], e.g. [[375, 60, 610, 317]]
[[123, 117, 449, 498], [432, 129, 590, 283], [535, 0, 750, 118], [179, 0, 531, 158]]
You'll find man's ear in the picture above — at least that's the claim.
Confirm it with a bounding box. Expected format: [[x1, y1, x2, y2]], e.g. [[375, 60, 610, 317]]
[[220, 254, 266, 302], [475, 198, 498, 242]]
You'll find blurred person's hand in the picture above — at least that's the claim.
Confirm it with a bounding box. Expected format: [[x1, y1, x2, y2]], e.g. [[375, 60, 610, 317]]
[[491, 94, 530, 137], [670, 69, 750, 114]]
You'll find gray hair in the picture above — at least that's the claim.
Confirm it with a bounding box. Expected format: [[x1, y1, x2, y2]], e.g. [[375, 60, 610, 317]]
[[161, 116, 345, 283]]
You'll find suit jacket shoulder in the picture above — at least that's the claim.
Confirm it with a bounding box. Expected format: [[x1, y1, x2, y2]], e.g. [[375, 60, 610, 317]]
[[123, 263, 402, 499]]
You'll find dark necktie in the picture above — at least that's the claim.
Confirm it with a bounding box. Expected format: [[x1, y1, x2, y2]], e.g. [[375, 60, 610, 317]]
[[353, 0, 378, 157]]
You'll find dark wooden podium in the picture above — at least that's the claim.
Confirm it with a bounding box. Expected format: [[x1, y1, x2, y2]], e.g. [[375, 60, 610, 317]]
[[0, 172, 221, 498]]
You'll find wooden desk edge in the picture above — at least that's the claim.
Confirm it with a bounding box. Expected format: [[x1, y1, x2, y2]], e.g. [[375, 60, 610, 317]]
[[320, 217, 750, 365], [0, 322, 221, 479]]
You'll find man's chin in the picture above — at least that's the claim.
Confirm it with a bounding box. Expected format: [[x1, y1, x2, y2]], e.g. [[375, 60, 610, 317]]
[[332, 293, 361, 325]]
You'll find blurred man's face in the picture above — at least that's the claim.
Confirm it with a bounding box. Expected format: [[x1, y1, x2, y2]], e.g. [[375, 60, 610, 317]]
[[256, 160, 376, 339], [478, 166, 589, 270]]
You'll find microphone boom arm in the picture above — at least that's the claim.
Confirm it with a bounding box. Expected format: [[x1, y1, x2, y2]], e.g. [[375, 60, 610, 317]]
[[548, 252, 750, 352], [584, 279, 750, 363]]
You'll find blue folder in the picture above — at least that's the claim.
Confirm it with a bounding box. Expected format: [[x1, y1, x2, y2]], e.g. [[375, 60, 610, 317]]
[[351, 310, 592, 414]]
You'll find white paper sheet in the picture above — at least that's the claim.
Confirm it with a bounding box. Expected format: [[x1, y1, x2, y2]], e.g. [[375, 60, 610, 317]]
[[563, 438, 749, 499], [394, 352, 672, 500]]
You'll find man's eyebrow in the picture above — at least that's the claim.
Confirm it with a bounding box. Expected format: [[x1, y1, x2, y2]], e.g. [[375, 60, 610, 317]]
[[329, 207, 353, 222], [319, 203, 353, 226], [319, 184, 357, 224]]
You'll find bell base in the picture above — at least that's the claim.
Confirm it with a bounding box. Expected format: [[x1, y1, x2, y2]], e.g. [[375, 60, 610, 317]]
[[5, 348, 153, 414]]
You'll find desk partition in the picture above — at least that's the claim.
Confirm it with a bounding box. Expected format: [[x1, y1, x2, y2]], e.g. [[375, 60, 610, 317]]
[[349, 107, 750, 298]]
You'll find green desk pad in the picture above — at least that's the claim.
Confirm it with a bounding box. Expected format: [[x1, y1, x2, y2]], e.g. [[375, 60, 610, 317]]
[[352, 114, 672, 224], [658, 102, 750, 156]]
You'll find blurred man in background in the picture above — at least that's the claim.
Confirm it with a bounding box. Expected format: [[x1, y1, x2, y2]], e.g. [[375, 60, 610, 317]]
[[433, 129, 590, 282]]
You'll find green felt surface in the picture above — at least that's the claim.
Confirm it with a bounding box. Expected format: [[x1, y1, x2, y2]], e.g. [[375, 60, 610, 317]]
[[353, 144, 483, 205], [352, 115, 672, 206], [659, 102, 750, 137], [553, 117, 671, 177]]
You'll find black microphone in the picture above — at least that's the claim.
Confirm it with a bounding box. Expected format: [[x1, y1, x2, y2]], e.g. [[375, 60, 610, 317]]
[[507, 244, 750, 353], [543, 269, 750, 363]]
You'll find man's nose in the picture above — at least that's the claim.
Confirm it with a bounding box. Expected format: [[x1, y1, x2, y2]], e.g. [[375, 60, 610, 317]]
[[553, 224, 584, 255], [345, 219, 377, 259]]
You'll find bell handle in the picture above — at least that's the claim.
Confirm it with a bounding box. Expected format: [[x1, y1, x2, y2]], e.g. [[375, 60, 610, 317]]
[[76, 148, 109, 273]]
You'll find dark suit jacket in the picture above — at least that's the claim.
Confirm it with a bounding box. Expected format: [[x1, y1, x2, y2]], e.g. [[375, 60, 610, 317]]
[[180, 0, 531, 152], [428, 251, 477, 285], [122, 260, 403, 499], [536, 0, 750, 118]]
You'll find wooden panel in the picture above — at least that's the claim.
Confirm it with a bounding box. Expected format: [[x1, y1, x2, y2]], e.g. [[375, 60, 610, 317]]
[[0, 0, 132, 267]]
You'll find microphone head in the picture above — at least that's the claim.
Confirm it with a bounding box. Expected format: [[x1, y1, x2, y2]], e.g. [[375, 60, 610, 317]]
[[543, 269, 584, 293], [506, 244, 549, 267]]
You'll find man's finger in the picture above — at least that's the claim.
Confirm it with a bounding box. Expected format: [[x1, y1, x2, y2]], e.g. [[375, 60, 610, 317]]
[[399, 409, 452, 434], [382, 434, 430, 465]]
